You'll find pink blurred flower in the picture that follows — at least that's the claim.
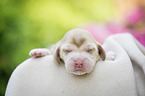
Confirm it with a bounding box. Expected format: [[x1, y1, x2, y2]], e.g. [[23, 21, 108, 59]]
[[82, 22, 127, 44], [82, 22, 145, 46], [82, 7, 145, 47], [127, 7, 145, 25]]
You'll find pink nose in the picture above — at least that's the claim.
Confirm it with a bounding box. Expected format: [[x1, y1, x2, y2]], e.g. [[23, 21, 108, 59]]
[[73, 57, 85, 68], [74, 61, 83, 68]]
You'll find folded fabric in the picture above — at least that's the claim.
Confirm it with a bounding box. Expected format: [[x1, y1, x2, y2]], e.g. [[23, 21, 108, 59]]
[[5, 33, 145, 96]]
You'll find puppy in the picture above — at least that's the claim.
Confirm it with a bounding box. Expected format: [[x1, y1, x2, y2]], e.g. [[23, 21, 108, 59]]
[[29, 28, 106, 75]]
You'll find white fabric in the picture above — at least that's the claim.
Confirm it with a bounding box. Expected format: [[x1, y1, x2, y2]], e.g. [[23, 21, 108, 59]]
[[5, 33, 145, 96]]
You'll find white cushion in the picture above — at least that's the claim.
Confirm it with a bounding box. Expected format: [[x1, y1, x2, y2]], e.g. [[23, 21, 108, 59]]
[[5, 33, 145, 96]]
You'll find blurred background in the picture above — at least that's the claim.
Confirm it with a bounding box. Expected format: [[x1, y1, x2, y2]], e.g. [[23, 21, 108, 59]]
[[0, 0, 145, 95]]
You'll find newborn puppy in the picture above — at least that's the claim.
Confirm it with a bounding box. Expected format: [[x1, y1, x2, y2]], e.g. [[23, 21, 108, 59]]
[[29, 28, 106, 75]]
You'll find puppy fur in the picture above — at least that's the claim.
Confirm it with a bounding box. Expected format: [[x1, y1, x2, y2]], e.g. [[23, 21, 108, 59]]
[[29, 28, 106, 75]]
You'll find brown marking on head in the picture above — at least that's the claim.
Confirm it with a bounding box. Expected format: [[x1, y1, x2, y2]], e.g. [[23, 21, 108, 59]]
[[72, 37, 86, 47]]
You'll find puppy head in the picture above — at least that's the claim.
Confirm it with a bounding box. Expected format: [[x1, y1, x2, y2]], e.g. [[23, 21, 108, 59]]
[[54, 28, 106, 75]]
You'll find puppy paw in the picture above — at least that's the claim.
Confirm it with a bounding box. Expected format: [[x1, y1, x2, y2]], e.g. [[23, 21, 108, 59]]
[[29, 48, 50, 57], [106, 51, 116, 61]]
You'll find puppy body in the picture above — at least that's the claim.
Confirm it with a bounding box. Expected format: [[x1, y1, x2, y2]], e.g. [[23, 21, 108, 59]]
[[29, 28, 106, 75]]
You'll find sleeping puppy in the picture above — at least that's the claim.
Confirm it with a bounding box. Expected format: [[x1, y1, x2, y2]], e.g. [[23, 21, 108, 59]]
[[29, 28, 106, 75]]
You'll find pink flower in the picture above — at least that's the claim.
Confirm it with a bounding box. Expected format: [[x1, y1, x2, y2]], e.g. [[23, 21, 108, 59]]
[[82, 22, 145, 46], [127, 8, 145, 25]]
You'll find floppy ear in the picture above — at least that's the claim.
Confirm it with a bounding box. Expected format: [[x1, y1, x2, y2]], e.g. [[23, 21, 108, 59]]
[[53, 47, 64, 64], [98, 45, 106, 60]]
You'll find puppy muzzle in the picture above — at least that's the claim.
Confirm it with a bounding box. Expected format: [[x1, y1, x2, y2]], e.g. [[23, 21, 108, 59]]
[[72, 57, 88, 75]]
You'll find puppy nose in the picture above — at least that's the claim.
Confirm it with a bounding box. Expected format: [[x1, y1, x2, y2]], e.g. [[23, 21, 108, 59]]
[[74, 61, 84, 68]]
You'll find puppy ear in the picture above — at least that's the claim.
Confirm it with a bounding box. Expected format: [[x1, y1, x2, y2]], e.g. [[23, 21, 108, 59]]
[[54, 47, 64, 64], [98, 45, 106, 60]]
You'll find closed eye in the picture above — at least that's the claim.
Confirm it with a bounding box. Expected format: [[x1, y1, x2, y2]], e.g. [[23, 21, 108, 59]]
[[86, 48, 95, 53], [64, 49, 72, 53]]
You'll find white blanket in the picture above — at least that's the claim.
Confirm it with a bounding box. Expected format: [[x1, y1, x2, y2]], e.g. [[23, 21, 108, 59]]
[[5, 33, 145, 96]]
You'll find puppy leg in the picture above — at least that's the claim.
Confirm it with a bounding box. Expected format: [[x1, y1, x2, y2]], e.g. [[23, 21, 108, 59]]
[[106, 51, 116, 61], [29, 48, 51, 57]]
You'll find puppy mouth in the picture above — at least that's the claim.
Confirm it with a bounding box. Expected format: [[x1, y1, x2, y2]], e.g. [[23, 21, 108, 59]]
[[72, 71, 86, 75], [65, 60, 93, 75], [72, 68, 87, 75]]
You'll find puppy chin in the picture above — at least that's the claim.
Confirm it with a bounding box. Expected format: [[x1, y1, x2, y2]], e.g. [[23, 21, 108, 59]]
[[72, 71, 87, 75], [72, 67, 92, 75], [65, 67, 87, 75]]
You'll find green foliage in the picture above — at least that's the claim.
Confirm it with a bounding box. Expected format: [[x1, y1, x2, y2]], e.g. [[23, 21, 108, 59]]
[[0, 0, 115, 95]]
